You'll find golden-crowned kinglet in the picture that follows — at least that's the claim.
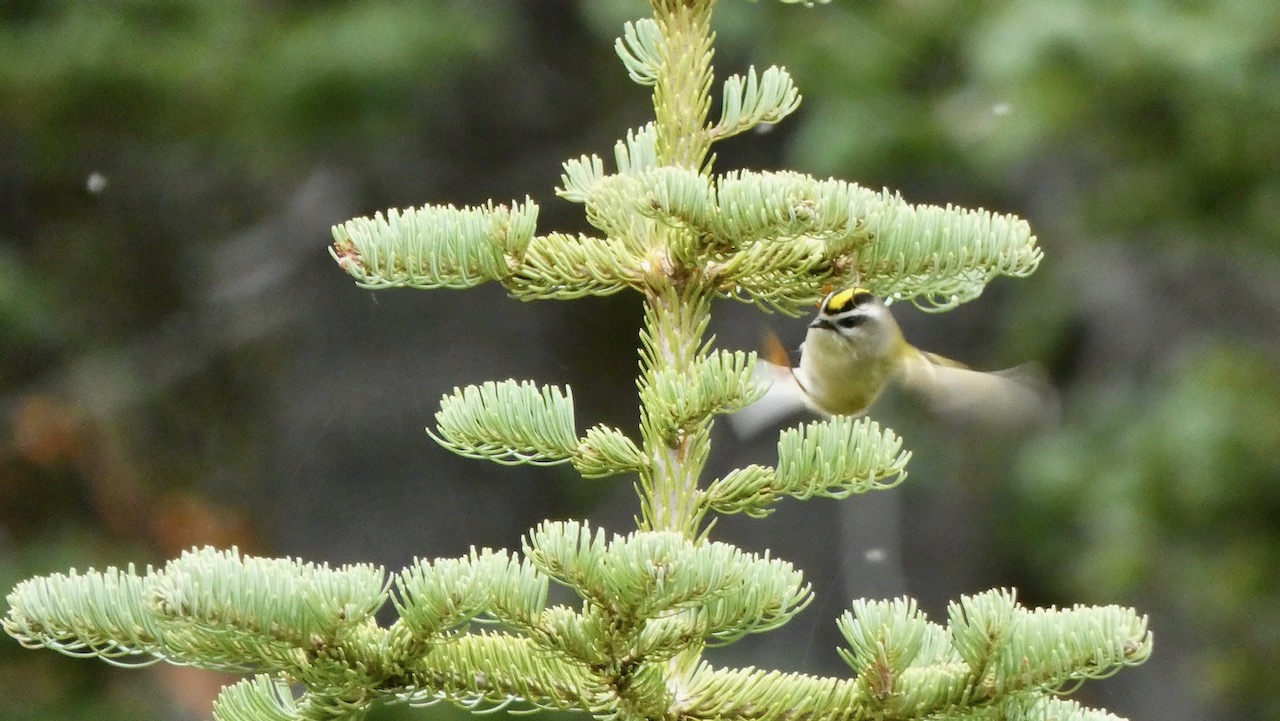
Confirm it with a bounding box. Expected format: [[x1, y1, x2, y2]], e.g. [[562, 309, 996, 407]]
[[731, 288, 1056, 435]]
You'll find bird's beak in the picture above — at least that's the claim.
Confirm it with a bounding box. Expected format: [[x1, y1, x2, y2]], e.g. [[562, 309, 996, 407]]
[[809, 318, 835, 331]]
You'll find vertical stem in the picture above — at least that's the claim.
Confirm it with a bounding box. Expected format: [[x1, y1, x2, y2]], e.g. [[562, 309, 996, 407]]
[[637, 287, 714, 535], [636, 1, 717, 536], [651, 0, 715, 170]]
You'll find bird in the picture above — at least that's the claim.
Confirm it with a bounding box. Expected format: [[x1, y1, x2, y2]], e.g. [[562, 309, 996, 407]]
[[730, 287, 1056, 436]]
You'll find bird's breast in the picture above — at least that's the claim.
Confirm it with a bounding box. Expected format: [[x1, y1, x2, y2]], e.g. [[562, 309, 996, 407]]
[[795, 330, 903, 416]]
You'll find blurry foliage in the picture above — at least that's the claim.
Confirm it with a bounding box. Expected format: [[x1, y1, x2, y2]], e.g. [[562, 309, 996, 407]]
[[0, 1, 513, 369], [1, 3, 512, 719], [729, 1, 1280, 719], [771, 0, 1280, 256], [745, 2, 1280, 719], [1009, 344, 1280, 719], [0, 1, 509, 168], [0, 0, 512, 529]]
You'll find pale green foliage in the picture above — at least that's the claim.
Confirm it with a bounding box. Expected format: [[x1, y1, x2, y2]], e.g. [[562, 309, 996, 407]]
[[713, 65, 801, 139], [3, 563, 164, 666], [774, 417, 910, 495], [574, 423, 649, 478], [510, 232, 641, 299], [836, 591, 1151, 717], [428, 380, 645, 478], [394, 548, 545, 635], [859, 199, 1042, 311], [211, 676, 300, 721], [429, 381, 579, 465], [150, 548, 387, 677], [947, 591, 1152, 690], [330, 199, 537, 289], [334, 160, 1040, 313], [615, 20, 665, 87], [4, 548, 388, 677], [4, 2, 1148, 721], [640, 349, 765, 429], [618, 23, 803, 140], [533, 521, 806, 621], [4, 539, 1147, 721], [703, 417, 909, 517], [334, 14, 1040, 312]]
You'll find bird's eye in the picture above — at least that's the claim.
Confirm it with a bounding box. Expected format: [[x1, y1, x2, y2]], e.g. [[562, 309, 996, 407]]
[[836, 314, 865, 330]]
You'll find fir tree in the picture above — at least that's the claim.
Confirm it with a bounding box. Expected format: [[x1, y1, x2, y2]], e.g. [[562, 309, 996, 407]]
[[4, 2, 1149, 720]]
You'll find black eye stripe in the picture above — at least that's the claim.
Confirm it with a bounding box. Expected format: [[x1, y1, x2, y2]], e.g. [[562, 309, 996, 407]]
[[836, 314, 865, 329]]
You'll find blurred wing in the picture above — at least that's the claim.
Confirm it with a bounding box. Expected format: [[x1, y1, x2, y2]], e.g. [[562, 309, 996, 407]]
[[728, 360, 812, 438], [728, 330, 813, 438], [900, 351, 1059, 430]]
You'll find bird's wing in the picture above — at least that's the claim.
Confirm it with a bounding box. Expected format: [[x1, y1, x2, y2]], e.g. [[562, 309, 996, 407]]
[[727, 330, 813, 438], [728, 360, 813, 438], [899, 351, 1059, 430]]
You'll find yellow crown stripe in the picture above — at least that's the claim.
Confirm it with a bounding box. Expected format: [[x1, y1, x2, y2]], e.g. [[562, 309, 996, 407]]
[[825, 287, 870, 312]]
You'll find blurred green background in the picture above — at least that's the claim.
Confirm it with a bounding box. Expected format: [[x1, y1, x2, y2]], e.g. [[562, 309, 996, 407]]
[[2, 1, 1277, 720]]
